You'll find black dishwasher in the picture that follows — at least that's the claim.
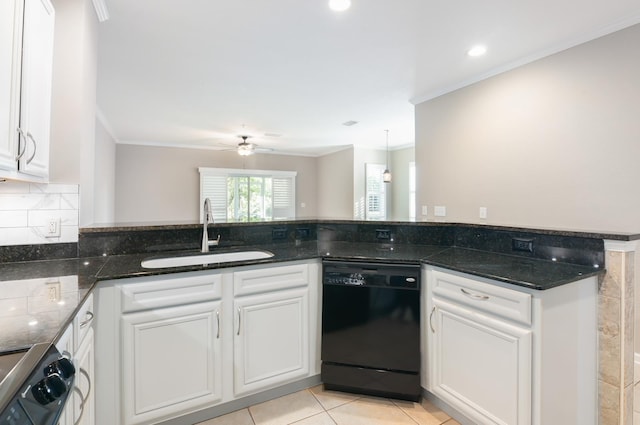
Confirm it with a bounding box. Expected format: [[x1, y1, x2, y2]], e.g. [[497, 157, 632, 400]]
[[321, 260, 421, 401]]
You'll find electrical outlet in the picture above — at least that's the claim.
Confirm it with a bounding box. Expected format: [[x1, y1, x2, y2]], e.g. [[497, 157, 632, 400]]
[[434, 206, 446, 217], [296, 227, 310, 239], [479, 207, 487, 219], [512, 238, 534, 252], [46, 281, 61, 303], [421, 205, 428, 216], [272, 227, 288, 240], [46, 218, 61, 238], [376, 229, 391, 240]]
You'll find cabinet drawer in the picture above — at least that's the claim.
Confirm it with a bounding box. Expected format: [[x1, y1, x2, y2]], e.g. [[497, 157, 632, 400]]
[[234, 263, 309, 296], [430, 269, 532, 326], [73, 293, 94, 351], [120, 272, 222, 313]]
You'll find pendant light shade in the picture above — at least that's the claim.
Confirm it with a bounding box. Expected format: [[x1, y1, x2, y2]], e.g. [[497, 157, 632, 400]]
[[382, 168, 392, 183], [383, 129, 391, 183]]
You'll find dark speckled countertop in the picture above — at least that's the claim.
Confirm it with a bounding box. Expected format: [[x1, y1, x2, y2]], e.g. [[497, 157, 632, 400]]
[[0, 239, 603, 354]]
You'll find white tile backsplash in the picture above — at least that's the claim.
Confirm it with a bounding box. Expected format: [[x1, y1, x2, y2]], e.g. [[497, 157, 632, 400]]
[[0, 181, 79, 246]]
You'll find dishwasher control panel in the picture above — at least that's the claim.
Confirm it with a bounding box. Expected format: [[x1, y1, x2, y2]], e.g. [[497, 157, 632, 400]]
[[322, 260, 420, 289]]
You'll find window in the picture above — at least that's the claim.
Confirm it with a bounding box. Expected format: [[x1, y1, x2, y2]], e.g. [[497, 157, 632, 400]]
[[199, 168, 296, 222], [365, 163, 387, 220]]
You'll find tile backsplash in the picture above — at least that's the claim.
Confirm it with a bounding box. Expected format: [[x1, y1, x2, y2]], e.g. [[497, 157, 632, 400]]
[[0, 181, 79, 246]]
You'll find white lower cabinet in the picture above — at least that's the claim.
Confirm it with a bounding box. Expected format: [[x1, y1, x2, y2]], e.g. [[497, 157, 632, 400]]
[[73, 328, 95, 425], [57, 295, 95, 425], [233, 289, 309, 396], [95, 260, 319, 425], [121, 301, 222, 425], [432, 298, 531, 425], [424, 266, 597, 425]]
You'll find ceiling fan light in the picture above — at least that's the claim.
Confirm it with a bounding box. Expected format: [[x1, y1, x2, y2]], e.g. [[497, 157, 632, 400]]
[[237, 143, 255, 156]]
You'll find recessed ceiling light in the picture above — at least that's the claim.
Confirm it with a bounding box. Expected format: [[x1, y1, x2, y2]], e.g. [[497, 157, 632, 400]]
[[329, 0, 351, 12], [467, 45, 487, 57], [342, 120, 358, 126]]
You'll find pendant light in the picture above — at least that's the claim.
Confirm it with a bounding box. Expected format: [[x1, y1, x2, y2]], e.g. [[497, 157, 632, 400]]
[[382, 129, 392, 183]]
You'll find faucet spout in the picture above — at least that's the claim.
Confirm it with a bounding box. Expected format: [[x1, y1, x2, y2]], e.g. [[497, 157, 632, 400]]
[[202, 198, 219, 252]]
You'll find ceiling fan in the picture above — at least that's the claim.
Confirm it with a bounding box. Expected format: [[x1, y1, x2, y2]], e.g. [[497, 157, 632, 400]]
[[236, 135, 257, 156], [214, 135, 275, 156]]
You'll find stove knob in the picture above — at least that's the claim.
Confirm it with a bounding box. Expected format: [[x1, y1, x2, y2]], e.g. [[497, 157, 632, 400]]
[[31, 374, 67, 405], [44, 357, 75, 379]]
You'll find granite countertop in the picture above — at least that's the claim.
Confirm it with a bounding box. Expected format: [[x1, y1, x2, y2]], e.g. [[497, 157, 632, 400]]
[[0, 240, 603, 354]]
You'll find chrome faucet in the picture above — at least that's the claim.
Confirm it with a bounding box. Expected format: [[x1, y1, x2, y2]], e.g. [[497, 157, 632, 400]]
[[202, 198, 220, 252]]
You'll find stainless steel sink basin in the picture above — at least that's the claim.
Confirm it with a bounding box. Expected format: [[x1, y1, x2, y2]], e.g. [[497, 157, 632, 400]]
[[141, 250, 274, 269]]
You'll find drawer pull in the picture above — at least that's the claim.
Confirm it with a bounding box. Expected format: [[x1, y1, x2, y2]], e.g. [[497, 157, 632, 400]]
[[80, 311, 94, 328], [460, 288, 490, 301]]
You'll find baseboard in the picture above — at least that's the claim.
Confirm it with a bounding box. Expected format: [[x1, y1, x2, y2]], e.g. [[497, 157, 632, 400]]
[[421, 388, 477, 425], [158, 375, 322, 425]]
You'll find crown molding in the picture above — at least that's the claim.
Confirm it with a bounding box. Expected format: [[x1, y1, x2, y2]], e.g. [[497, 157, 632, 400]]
[[410, 14, 640, 105], [92, 0, 110, 22]]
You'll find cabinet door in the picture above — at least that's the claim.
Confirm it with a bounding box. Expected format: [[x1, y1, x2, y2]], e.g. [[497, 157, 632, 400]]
[[17, 0, 54, 179], [73, 328, 95, 425], [234, 288, 309, 397], [0, 0, 21, 172], [431, 298, 532, 425], [121, 301, 222, 425]]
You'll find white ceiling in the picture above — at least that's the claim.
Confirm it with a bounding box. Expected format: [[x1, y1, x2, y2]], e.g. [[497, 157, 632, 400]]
[[96, 0, 640, 156]]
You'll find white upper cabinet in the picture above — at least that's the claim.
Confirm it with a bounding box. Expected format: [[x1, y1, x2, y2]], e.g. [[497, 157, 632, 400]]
[[0, 0, 22, 171], [17, 0, 55, 179], [0, 0, 54, 181]]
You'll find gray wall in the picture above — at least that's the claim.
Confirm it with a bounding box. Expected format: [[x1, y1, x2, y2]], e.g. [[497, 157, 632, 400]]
[[415, 23, 640, 233], [50, 0, 98, 226], [390, 146, 415, 221], [93, 116, 116, 223], [316, 148, 354, 219], [114, 144, 318, 222]]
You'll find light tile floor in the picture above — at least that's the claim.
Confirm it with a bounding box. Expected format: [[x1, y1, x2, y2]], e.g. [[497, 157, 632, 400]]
[[197, 386, 461, 425]]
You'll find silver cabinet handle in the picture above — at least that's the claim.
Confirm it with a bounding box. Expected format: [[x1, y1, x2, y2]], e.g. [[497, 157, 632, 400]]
[[216, 310, 220, 339], [15, 128, 26, 161], [80, 311, 94, 328], [25, 132, 37, 164], [236, 307, 241, 336], [460, 288, 490, 301], [429, 306, 436, 333], [73, 367, 92, 425]]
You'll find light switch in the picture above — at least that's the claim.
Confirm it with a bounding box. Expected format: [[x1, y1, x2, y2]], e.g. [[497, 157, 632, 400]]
[[421, 205, 428, 216], [479, 207, 487, 219], [434, 206, 446, 217]]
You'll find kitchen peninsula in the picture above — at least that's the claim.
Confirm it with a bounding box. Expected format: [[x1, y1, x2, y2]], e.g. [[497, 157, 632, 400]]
[[0, 220, 636, 425]]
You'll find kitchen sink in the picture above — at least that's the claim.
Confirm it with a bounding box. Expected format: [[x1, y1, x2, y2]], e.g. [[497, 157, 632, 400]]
[[141, 250, 274, 269]]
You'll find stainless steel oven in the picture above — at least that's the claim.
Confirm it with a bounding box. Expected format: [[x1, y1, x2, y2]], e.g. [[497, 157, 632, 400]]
[[0, 343, 75, 425], [321, 260, 421, 401]]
